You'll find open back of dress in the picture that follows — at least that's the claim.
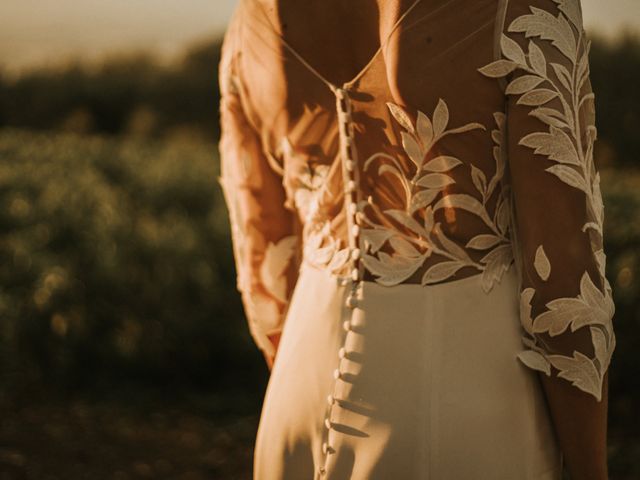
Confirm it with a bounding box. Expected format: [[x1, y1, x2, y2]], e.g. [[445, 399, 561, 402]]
[[217, 0, 615, 477]]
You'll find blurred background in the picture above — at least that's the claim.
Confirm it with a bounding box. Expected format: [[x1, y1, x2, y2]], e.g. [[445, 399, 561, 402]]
[[0, 0, 638, 478]]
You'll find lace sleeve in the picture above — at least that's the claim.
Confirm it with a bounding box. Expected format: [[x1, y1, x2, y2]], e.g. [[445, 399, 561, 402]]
[[218, 32, 302, 358], [479, 0, 615, 401]]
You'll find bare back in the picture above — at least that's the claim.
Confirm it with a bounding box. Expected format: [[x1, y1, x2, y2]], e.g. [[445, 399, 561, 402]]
[[218, 0, 616, 409]]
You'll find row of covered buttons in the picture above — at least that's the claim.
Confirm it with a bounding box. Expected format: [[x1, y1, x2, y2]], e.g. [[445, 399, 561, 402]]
[[320, 317, 360, 475], [318, 87, 362, 478], [337, 87, 362, 287]]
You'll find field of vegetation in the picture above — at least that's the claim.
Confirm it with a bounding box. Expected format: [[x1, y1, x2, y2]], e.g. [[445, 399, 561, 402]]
[[0, 32, 639, 478], [0, 128, 637, 478]]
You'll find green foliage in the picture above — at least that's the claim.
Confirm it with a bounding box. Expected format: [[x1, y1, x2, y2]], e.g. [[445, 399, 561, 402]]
[[0, 30, 638, 475], [0, 126, 638, 475], [0, 38, 222, 141], [0, 33, 638, 166], [599, 170, 640, 449], [0, 129, 265, 394], [590, 31, 640, 168], [0, 128, 638, 398]]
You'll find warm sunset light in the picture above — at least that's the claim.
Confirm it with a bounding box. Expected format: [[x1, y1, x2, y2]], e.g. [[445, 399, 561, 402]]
[[0, 1, 638, 478], [0, 0, 638, 74]]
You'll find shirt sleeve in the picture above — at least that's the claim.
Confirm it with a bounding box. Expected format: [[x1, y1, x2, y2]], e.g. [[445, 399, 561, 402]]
[[217, 27, 302, 358], [479, 0, 615, 401]]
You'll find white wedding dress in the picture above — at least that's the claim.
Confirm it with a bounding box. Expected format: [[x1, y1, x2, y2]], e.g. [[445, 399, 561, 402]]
[[217, 0, 616, 478]]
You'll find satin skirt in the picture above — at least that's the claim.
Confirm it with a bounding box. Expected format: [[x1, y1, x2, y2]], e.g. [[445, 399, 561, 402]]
[[253, 259, 563, 479]]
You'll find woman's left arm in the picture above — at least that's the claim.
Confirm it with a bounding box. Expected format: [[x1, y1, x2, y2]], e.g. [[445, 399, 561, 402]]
[[539, 370, 609, 480], [479, 0, 616, 476]]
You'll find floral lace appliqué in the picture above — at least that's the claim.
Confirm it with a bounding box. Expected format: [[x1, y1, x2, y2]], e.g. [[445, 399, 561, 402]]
[[282, 138, 351, 275], [479, 0, 615, 400], [358, 100, 514, 292]]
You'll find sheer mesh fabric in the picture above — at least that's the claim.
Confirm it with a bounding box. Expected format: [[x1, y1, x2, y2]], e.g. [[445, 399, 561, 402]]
[[217, 0, 615, 400]]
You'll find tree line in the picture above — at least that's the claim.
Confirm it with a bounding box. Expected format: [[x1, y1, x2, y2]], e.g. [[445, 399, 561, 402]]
[[0, 31, 638, 167]]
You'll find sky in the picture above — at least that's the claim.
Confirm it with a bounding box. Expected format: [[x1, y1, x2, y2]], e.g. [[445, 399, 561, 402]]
[[1, 0, 638, 75]]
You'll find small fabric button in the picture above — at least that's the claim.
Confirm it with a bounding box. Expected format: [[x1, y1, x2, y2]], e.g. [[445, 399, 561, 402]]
[[343, 320, 351, 331], [351, 248, 361, 260], [345, 159, 355, 171], [324, 418, 332, 429], [351, 268, 359, 281], [327, 394, 335, 405], [341, 122, 351, 138], [351, 224, 360, 236], [346, 180, 357, 192], [338, 347, 346, 359], [345, 295, 357, 308], [347, 202, 357, 215], [340, 111, 352, 123], [333, 368, 341, 380], [322, 442, 334, 455]]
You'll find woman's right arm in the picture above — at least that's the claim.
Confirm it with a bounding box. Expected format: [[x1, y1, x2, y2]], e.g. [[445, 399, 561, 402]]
[[218, 16, 301, 364]]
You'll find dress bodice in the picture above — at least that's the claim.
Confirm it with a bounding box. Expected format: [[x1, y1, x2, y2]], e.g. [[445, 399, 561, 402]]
[[217, 0, 615, 401]]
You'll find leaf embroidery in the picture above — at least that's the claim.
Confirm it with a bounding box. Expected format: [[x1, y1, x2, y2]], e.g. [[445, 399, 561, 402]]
[[424, 155, 462, 172], [260, 235, 299, 304], [545, 164, 588, 193], [432, 99, 450, 138], [361, 250, 429, 287], [387, 102, 415, 133], [480, 244, 513, 293], [590, 326, 610, 372], [478, 1, 615, 401], [357, 100, 513, 288], [416, 173, 456, 189], [548, 351, 603, 401], [534, 245, 551, 281], [517, 350, 551, 376], [304, 221, 350, 275], [466, 234, 502, 250], [519, 126, 579, 165], [416, 110, 434, 148], [362, 228, 395, 254], [283, 144, 351, 276], [478, 59, 519, 77], [517, 88, 559, 106], [421, 261, 465, 285], [501, 34, 527, 65], [528, 40, 547, 76], [506, 75, 545, 95], [533, 272, 611, 334], [520, 287, 536, 334], [509, 6, 577, 60], [552, 0, 583, 30], [244, 291, 282, 340]]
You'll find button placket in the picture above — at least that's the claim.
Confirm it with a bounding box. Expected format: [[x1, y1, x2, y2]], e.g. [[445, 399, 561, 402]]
[[337, 88, 363, 283], [337, 87, 364, 308], [317, 87, 364, 479]]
